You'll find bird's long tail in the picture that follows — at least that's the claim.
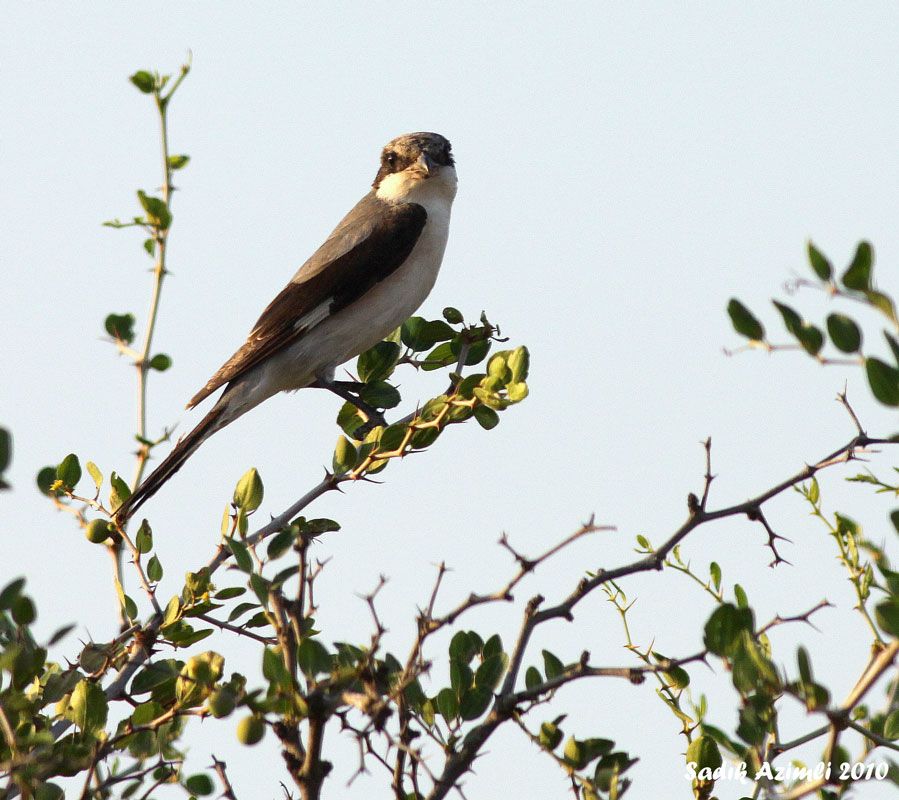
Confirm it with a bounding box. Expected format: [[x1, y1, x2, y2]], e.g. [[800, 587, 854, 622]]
[[116, 404, 227, 523]]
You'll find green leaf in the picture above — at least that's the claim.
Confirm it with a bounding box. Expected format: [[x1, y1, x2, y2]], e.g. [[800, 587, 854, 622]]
[[11, 595, 36, 625], [421, 342, 456, 371], [449, 631, 475, 663], [249, 573, 270, 606], [401, 317, 455, 351], [867, 290, 898, 326], [448, 663, 473, 707], [885, 332, 899, 366], [0, 578, 25, 610], [703, 603, 753, 656], [884, 710, 899, 740], [149, 353, 172, 371], [473, 403, 500, 430], [336, 402, 365, 438], [436, 687, 458, 721], [542, 650, 565, 680], [56, 453, 81, 489], [685, 735, 722, 771], [443, 306, 464, 324], [507, 346, 530, 383], [266, 528, 295, 561], [123, 593, 138, 621], [772, 300, 823, 355], [262, 646, 291, 688], [297, 639, 332, 678], [875, 598, 899, 636], [36, 466, 57, 495], [131, 660, 179, 694], [709, 562, 722, 592], [185, 774, 214, 796], [104, 312, 136, 344], [143, 238, 155, 257], [379, 422, 408, 452], [807, 241, 832, 280], [129, 70, 155, 93], [797, 323, 824, 356], [663, 665, 690, 689], [332, 436, 358, 475], [841, 241, 873, 290], [227, 602, 258, 622], [564, 736, 587, 769], [475, 654, 506, 691], [727, 299, 765, 341], [67, 679, 108, 736], [808, 477, 820, 505], [233, 467, 264, 511], [214, 587, 245, 600], [163, 595, 182, 626], [357, 341, 401, 382], [453, 336, 491, 366], [866, 358, 899, 406], [226, 538, 253, 573], [826, 314, 862, 353], [131, 701, 164, 725], [298, 518, 341, 535], [487, 352, 509, 381], [507, 381, 529, 402], [797, 646, 813, 684], [176, 651, 224, 706], [772, 300, 802, 336], [0, 428, 10, 477], [135, 519, 153, 553], [483, 634, 503, 659], [168, 154, 191, 170], [137, 190, 172, 230], [459, 685, 492, 720], [86, 461, 103, 491], [34, 784, 64, 800], [358, 381, 401, 409], [525, 666, 542, 690], [147, 555, 163, 582], [109, 471, 131, 512], [539, 720, 563, 750]]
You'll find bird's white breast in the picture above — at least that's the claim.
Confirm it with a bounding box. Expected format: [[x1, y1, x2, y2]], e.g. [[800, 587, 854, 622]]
[[278, 167, 457, 384]]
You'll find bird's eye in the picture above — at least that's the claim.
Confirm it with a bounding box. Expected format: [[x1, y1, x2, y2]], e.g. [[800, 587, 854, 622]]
[[385, 152, 397, 167]]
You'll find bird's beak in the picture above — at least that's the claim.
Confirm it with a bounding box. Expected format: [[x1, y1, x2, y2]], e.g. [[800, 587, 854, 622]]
[[414, 152, 437, 177]]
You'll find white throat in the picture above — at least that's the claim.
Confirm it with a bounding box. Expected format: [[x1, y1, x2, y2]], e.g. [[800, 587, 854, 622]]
[[375, 165, 458, 213]]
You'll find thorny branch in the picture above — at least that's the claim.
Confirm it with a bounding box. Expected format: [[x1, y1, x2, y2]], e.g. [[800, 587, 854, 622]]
[[410, 431, 896, 800], [34, 394, 896, 800]]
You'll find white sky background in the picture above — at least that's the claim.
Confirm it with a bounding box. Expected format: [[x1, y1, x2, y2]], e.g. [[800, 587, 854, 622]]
[[2, 3, 899, 799]]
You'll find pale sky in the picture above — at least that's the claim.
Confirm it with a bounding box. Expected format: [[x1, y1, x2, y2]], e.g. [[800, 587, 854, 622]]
[[2, 4, 899, 799]]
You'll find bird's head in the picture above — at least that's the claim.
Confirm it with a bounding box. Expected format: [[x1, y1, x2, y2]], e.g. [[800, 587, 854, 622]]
[[373, 132, 457, 204]]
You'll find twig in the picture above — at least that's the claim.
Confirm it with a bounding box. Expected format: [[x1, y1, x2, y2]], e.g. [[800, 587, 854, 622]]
[[700, 437, 715, 509], [836, 387, 865, 436], [212, 756, 239, 800], [196, 613, 277, 645], [421, 430, 895, 800]]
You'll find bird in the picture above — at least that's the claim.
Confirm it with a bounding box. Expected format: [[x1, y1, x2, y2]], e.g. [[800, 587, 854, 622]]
[[116, 132, 457, 521]]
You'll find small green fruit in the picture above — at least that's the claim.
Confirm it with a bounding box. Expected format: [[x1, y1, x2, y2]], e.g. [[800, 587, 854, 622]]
[[236, 714, 265, 745], [85, 519, 111, 544], [207, 689, 236, 718]]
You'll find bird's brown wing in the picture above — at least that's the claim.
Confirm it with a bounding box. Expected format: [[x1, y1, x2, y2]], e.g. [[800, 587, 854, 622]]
[[187, 195, 427, 408]]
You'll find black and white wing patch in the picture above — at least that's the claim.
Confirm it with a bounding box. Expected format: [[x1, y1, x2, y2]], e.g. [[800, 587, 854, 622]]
[[188, 195, 426, 408]]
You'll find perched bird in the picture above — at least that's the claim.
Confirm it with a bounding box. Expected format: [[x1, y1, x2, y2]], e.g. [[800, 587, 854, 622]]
[[117, 132, 457, 520]]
